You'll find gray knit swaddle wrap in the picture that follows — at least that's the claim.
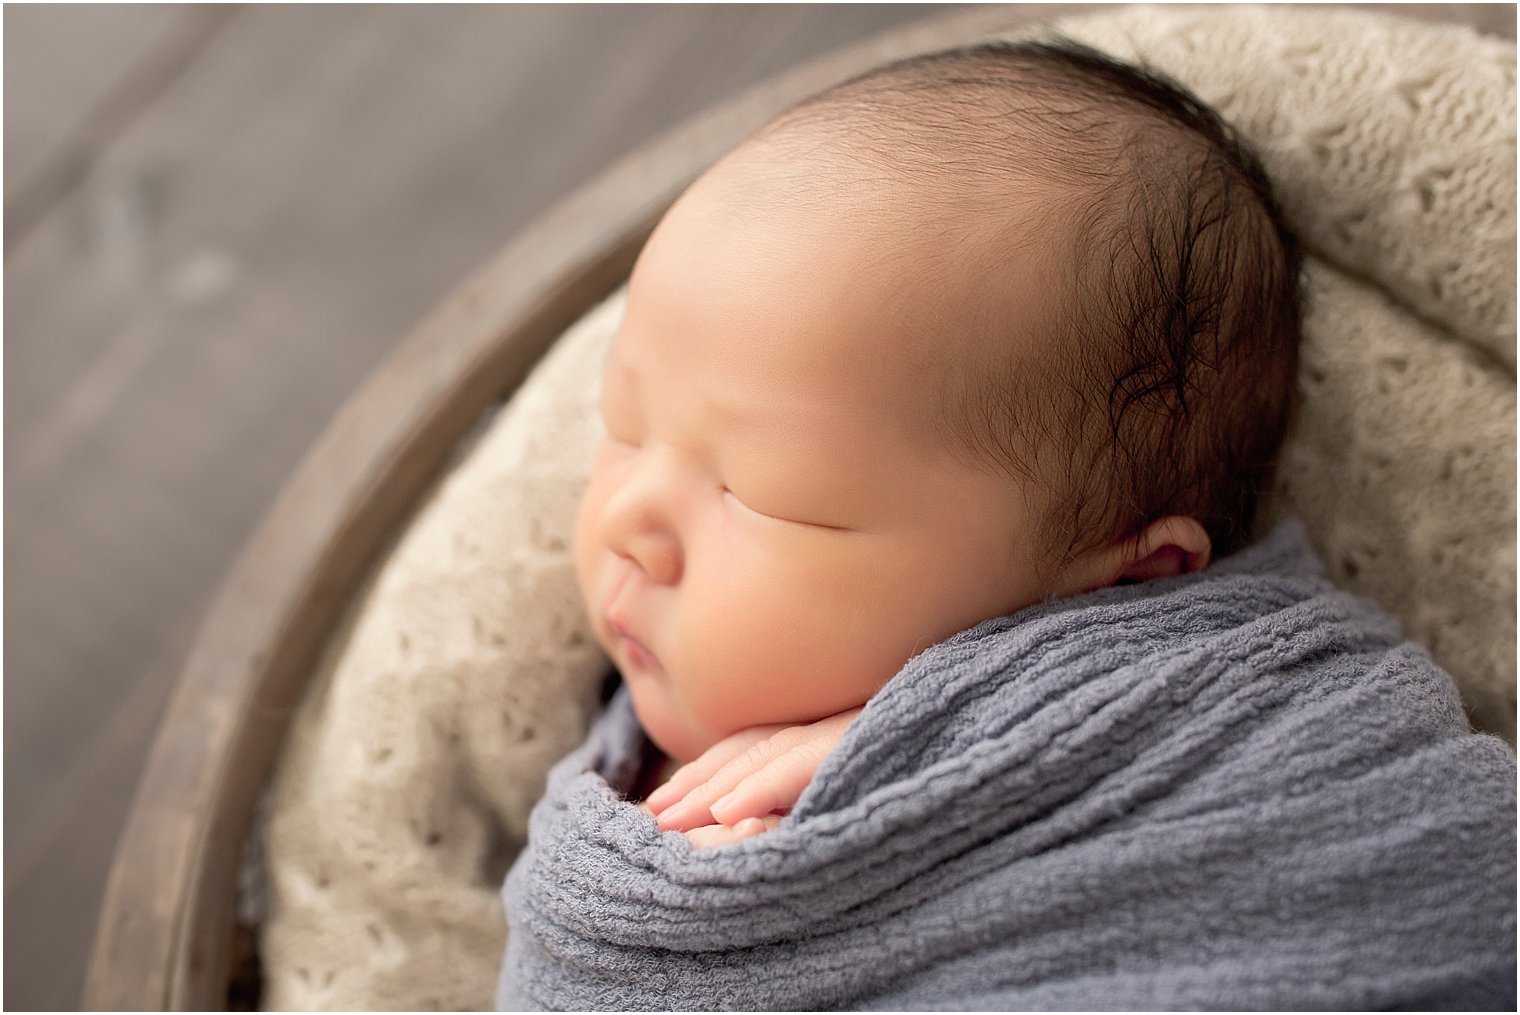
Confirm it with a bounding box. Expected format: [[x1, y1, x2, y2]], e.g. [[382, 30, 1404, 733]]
[[497, 522, 1516, 1010]]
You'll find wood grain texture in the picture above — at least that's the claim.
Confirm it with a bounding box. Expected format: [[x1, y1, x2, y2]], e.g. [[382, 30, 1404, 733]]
[[3, 4, 236, 251], [9, 4, 1512, 1011], [5, 4, 174, 192]]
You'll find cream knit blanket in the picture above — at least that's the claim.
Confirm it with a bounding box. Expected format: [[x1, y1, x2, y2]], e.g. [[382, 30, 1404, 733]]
[[259, 6, 1516, 1010]]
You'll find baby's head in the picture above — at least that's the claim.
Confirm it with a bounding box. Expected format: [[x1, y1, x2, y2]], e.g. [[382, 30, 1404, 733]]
[[576, 40, 1302, 762]]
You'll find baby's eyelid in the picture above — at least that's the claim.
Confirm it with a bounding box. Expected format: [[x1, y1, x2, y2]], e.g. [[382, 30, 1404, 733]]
[[720, 485, 763, 515], [722, 486, 851, 533]]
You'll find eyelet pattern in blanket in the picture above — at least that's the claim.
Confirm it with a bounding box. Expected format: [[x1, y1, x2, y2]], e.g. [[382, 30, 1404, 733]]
[[258, 5, 1516, 1010]]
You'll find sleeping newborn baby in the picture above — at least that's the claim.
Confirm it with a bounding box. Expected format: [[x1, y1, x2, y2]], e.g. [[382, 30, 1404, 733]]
[[500, 40, 1515, 1010], [580, 37, 1287, 839]]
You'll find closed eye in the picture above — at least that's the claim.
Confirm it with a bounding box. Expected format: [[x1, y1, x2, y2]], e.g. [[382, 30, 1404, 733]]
[[722, 487, 852, 532]]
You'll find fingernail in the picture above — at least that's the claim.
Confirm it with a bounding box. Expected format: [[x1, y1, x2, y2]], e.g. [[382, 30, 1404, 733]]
[[643, 785, 676, 812], [656, 802, 702, 832], [710, 791, 740, 821]]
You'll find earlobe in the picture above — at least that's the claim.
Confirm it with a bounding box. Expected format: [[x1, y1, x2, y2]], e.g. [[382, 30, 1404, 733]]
[[1116, 516, 1212, 584]]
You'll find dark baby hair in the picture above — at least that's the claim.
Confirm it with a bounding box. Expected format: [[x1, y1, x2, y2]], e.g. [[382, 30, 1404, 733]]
[[757, 39, 1303, 560]]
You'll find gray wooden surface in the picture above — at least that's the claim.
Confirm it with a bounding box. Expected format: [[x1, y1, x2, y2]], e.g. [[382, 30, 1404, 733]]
[[5, 4, 1513, 1011]]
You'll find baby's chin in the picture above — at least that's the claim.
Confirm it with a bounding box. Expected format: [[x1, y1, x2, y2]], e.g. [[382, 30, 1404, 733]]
[[624, 681, 716, 764]]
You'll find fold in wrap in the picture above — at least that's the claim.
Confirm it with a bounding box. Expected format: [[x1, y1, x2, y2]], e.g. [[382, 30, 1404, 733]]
[[498, 522, 1516, 1010]]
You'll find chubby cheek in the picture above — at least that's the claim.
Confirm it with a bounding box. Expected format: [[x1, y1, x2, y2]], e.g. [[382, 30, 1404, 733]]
[[672, 533, 908, 736], [673, 528, 1035, 739]]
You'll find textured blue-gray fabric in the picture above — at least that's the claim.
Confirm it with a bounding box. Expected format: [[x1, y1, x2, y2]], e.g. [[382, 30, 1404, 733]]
[[497, 522, 1516, 1011]]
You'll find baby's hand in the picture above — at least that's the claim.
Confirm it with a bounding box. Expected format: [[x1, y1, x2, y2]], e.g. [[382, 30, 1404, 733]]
[[643, 707, 862, 842]]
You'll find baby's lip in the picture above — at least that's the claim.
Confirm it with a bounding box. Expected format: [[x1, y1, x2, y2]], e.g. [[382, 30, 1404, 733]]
[[606, 611, 637, 643], [606, 611, 662, 672]]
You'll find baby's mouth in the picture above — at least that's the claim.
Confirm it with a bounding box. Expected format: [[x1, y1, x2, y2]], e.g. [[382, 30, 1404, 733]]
[[603, 567, 663, 673], [607, 614, 662, 673]]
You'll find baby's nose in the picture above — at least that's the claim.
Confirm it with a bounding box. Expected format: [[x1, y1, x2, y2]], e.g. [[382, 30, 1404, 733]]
[[597, 462, 684, 586], [616, 527, 682, 586]]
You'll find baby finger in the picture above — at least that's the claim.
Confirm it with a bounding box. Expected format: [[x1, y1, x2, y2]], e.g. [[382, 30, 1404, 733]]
[[643, 727, 772, 814], [708, 740, 830, 825]]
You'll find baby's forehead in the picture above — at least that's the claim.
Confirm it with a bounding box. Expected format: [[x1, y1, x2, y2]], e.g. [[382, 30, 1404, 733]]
[[632, 166, 1068, 468]]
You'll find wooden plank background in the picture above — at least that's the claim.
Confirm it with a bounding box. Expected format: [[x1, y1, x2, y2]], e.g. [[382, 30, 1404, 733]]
[[4, 4, 1513, 1010]]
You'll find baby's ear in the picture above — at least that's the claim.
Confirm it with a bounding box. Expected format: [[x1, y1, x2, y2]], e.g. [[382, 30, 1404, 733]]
[[1051, 516, 1212, 597], [1115, 516, 1212, 584]]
